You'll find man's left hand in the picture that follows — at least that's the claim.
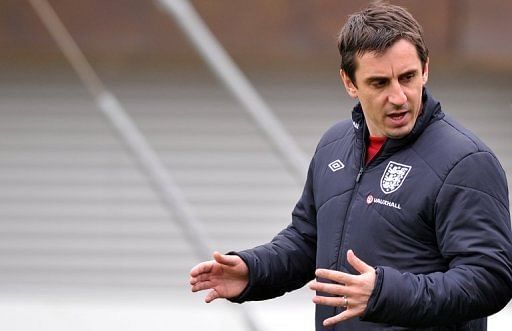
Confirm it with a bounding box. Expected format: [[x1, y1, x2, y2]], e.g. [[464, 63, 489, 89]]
[[309, 249, 376, 327]]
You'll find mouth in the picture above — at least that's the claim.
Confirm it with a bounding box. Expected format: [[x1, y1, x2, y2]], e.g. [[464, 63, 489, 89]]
[[388, 111, 408, 120], [386, 110, 409, 125]]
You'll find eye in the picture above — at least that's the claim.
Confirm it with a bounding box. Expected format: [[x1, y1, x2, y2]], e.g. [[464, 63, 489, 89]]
[[400, 72, 416, 83], [371, 79, 387, 88]]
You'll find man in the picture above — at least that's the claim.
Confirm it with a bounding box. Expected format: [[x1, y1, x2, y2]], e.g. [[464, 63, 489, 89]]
[[190, 2, 512, 330]]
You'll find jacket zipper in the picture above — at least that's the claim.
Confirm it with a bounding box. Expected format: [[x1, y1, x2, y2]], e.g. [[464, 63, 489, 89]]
[[356, 121, 367, 182], [356, 166, 364, 182], [332, 123, 367, 316]]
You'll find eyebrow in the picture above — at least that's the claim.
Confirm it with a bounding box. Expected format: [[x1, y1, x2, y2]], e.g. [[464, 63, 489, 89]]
[[398, 69, 419, 78], [364, 75, 388, 85]]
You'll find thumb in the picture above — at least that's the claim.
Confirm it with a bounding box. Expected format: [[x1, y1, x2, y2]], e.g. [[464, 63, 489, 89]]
[[205, 289, 220, 303], [213, 251, 239, 267], [347, 249, 373, 274]]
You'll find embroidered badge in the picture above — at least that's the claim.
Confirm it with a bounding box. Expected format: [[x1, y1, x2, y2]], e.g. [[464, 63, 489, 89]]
[[328, 159, 345, 172], [380, 161, 412, 194]]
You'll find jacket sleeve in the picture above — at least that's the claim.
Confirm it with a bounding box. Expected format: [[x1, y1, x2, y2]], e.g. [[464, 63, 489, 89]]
[[228, 158, 318, 303], [362, 151, 512, 327]]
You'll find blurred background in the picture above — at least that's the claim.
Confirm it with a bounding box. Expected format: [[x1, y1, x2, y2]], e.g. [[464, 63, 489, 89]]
[[0, 0, 511, 330]]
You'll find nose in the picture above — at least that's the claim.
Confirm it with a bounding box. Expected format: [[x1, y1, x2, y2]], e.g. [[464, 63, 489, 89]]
[[388, 81, 407, 107]]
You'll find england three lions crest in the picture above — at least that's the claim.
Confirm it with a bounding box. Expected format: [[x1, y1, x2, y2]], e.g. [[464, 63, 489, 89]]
[[380, 161, 412, 194]]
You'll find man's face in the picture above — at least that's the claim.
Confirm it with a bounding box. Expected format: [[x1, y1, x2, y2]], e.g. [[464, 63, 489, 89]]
[[341, 39, 428, 138]]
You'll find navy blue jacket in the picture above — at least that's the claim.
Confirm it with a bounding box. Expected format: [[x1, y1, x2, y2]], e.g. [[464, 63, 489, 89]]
[[232, 89, 512, 330]]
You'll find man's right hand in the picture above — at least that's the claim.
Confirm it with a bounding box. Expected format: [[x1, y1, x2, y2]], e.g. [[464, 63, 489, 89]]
[[189, 251, 249, 303]]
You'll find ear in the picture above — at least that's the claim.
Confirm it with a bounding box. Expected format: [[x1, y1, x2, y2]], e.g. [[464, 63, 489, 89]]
[[340, 69, 358, 99], [422, 58, 429, 85]]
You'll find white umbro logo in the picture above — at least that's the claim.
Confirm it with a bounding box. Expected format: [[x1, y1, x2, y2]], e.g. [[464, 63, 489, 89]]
[[328, 160, 345, 172]]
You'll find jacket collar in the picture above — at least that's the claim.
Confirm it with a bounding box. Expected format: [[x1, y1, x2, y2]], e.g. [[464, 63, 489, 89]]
[[351, 87, 445, 164]]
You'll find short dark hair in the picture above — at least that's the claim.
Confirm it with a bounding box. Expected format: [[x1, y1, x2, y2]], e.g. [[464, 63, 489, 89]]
[[337, 1, 429, 85]]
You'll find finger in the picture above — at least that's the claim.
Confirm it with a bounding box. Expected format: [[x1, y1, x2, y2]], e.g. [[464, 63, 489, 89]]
[[309, 280, 346, 296], [190, 271, 215, 285], [213, 251, 239, 267], [347, 250, 373, 274], [191, 280, 214, 292], [312, 295, 344, 307], [323, 309, 360, 326], [323, 310, 358, 327], [190, 260, 214, 277], [205, 289, 220, 303], [315, 268, 356, 285]]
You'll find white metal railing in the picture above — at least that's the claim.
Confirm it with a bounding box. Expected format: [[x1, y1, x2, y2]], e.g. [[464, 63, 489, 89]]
[[27, 0, 261, 330], [155, 0, 309, 183]]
